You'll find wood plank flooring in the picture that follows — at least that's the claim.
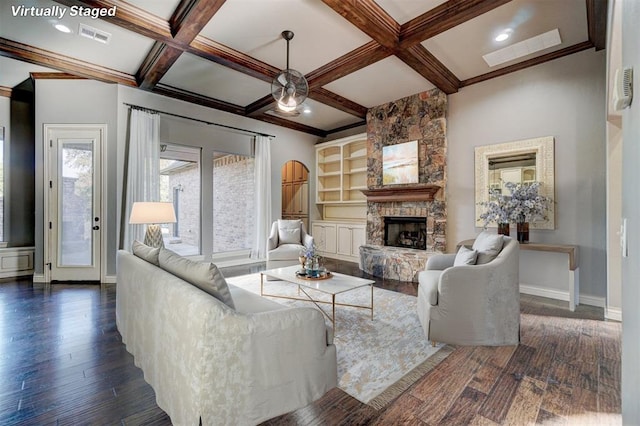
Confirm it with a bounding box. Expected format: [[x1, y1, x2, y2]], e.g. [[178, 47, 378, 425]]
[[0, 260, 621, 425]]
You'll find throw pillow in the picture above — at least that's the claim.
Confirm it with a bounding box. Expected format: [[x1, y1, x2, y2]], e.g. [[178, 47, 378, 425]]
[[453, 246, 478, 266], [472, 231, 505, 265], [158, 248, 235, 309], [277, 219, 302, 245], [132, 240, 160, 265]]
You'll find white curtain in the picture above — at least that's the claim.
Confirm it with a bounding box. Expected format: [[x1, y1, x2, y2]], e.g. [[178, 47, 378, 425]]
[[252, 135, 272, 259], [122, 109, 161, 251]]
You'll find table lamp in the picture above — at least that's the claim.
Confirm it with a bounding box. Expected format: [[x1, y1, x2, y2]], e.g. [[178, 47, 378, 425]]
[[129, 201, 177, 248]]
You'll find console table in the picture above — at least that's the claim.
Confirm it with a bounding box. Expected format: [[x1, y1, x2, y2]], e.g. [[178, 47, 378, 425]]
[[460, 240, 579, 311]]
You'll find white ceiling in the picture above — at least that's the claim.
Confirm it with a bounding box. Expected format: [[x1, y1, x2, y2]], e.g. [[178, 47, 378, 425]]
[[0, 0, 600, 135]]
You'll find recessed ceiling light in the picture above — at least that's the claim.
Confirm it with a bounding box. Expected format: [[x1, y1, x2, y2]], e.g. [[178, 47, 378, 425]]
[[484, 28, 562, 67], [54, 24, 72, 33], [495, 33, 509, 42], [302, 106, 312, 114]]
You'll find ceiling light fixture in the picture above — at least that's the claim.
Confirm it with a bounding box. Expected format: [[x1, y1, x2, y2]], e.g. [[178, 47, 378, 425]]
[[271, 30, 308, 113], [495, 32, 509, 42], [54, 23, 72, 33]]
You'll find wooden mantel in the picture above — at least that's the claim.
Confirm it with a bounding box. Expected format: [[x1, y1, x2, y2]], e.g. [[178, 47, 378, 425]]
[[360, 185, 441, 202]]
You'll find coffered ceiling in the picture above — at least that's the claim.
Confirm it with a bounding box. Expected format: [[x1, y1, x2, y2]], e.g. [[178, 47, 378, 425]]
[[0, 0, 607, 137]]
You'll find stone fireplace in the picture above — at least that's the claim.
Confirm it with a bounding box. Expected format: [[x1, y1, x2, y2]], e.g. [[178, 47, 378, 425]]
[[359, 89, 447, 282]]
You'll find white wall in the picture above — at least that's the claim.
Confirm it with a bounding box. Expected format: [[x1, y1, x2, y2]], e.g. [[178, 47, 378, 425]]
[[447, 49, 607, 300], [0, 96, 9, 126], [621, 0, 640, 421]]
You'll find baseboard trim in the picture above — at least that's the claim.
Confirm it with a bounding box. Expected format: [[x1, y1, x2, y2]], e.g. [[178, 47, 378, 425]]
[[605, 307, 622, 321], [33, 273, 47, 283], [103, 275, 117, 284], [519, 284, 605, 308]]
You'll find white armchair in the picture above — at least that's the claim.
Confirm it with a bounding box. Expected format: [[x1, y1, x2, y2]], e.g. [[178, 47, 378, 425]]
[[267, 219, 314, 270], [417, 233, 520, 346]]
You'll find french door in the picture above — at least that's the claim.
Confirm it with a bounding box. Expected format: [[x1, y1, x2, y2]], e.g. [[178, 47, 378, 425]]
[[45, 125, 104, 282]]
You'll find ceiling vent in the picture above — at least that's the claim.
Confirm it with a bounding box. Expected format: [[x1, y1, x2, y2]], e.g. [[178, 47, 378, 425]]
[[78, 23, 111, 44], [483, 29, 561, 67]]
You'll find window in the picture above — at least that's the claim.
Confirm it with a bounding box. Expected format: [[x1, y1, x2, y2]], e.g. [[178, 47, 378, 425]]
[[212, 153, 254, 254], [159, 144, 201, 256]]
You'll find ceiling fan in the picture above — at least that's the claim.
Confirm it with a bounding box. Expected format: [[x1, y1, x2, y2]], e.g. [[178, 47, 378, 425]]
[[271, 30, 309, 114]]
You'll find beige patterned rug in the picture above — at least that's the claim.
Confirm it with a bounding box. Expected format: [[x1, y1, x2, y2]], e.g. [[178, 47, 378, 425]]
[[226, 273, 453, 409]]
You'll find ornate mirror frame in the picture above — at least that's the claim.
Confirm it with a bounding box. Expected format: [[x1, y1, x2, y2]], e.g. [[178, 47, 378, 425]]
[[475, 136, 555, 230]]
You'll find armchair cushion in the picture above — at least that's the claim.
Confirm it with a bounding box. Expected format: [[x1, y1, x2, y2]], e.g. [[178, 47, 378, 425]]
[[278, 219, 303, 245], [453, 246, 478, 266], [472, 231, 504, 264], [158, 248, 235, 309], [268, 244, 304, 261]]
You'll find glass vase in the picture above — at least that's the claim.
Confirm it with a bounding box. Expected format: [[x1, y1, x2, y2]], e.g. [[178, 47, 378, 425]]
[[497, 223, 510, 236], [517, 222, 529, 243]]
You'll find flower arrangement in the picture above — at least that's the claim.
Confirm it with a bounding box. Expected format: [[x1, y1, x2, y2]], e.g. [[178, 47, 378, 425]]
[[478, 181, 552, 227], [505, 181, 552, 223]]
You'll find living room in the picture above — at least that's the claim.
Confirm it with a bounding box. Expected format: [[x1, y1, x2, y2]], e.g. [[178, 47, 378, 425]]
[[1, 0, 639, 424]]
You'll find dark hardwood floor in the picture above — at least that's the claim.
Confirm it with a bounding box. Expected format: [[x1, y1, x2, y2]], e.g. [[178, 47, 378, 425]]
[[0, 260, 621, 425]]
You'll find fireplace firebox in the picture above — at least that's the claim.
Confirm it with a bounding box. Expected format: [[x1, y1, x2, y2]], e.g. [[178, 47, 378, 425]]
[[384, 216, 427, 250]]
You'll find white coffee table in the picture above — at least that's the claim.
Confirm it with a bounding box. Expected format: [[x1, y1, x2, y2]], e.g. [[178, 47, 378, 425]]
[[260, 265, 374, 331]]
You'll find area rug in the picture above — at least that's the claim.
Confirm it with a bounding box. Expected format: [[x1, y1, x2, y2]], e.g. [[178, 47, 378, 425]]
[[226, 273, 454, 409]]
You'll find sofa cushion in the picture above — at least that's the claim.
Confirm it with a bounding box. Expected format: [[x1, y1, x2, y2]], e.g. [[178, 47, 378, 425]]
[[418, 270, 442, 306], [278, 219, 302, 245], [132, 240, 160, 265], [228, 285, 284, 314], [454, 245, 478, 266], [158, 248, 235, 309], [472, 231, 504, 265]]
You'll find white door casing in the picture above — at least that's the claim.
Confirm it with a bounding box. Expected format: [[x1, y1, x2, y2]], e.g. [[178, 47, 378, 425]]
[[44, 125, 105, 282]]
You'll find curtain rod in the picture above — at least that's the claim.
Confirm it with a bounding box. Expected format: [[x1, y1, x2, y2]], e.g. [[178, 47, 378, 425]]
[[123, 103, 275, 139]]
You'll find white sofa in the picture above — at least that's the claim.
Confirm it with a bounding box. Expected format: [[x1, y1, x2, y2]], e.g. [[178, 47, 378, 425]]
[[116, 247, 337, 426]]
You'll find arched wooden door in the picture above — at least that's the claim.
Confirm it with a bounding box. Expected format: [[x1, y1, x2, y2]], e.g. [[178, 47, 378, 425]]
[[281, 160, 309, 230]]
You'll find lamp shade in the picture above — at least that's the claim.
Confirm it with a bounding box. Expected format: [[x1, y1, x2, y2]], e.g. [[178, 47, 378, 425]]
[[129, 202, 176, 224]]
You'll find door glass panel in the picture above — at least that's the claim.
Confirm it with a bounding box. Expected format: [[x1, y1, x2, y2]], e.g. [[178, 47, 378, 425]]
[[59, 140, 93, 266]]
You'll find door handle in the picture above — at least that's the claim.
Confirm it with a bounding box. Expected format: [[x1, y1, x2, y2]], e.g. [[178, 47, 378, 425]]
[[93, 225, 100, 230]]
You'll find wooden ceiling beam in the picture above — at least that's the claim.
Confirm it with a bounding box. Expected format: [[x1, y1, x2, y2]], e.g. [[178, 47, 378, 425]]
[[187, 36, 278, 83], [0, 86, 12, 98], [396, 45, 460, 94], [460, 41, 594, 87], [245, 95, 276, 116], [308, 88, 368, 118], [306, 41, 391, 89], [30, 73, 86, 79], [399, 0, 513, 48], [136, 0, 227, 90], [320, 0, 400, 49], [152, 84, 246, 116], [254, 114, 327, 138], [0, 37, 137, 86], [586, 0, 608, 51]]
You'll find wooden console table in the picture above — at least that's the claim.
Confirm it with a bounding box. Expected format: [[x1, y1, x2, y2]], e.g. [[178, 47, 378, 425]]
[[459, 240, 579, 311]]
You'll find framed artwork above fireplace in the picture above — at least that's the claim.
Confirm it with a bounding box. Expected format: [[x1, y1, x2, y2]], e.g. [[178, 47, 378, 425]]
[[382, 140, 418, 185]]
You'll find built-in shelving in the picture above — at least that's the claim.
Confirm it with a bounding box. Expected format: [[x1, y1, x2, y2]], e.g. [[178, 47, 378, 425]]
[[316, 134, 368, 204]]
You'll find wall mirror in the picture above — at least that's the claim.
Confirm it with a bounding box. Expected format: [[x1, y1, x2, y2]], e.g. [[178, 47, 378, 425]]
[[475, 136, 555, 229]]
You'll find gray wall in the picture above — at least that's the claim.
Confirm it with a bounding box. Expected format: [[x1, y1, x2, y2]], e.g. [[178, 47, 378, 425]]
[[0, 97, 8, 244], [9, 80, 36, 247], [34, 79, 118, 275], [30, 80, 318, 277], [621, 0, 640, 421], [447, 48, 607, 299]]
